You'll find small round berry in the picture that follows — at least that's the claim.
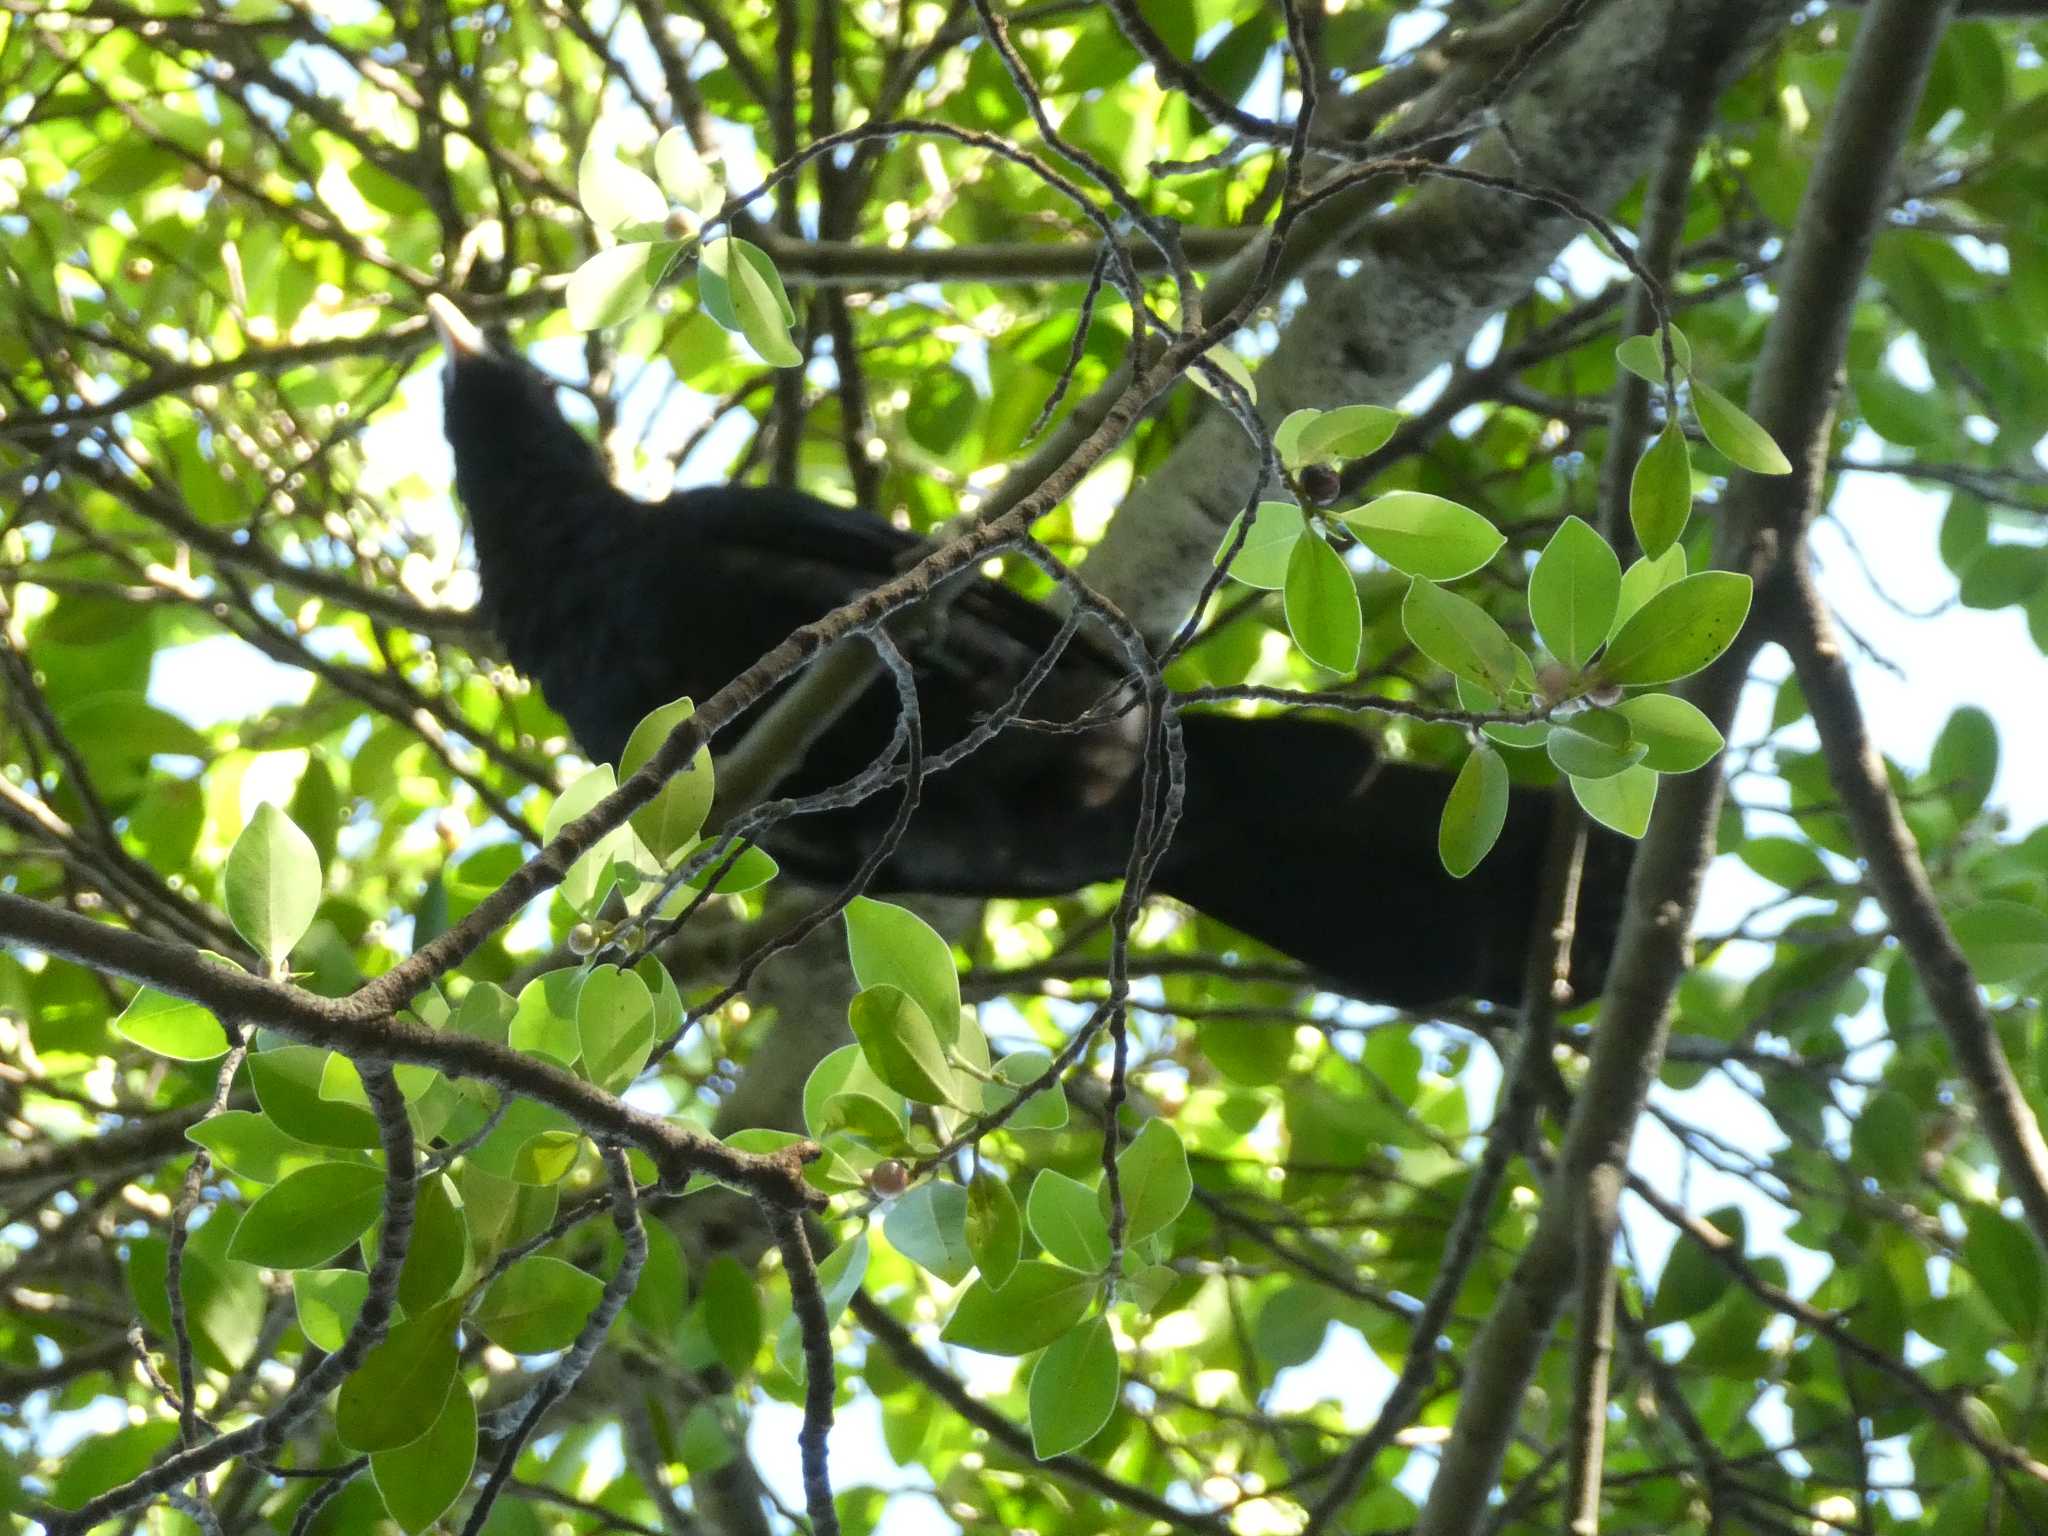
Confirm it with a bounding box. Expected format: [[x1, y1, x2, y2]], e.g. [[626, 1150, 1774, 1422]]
[[1586, 683, 1624, 708], [869, 1159, 911, 1197], [1536, 662, 1573, 704], [1297, 463, 1343, 507], [566, 922, 600, 956]]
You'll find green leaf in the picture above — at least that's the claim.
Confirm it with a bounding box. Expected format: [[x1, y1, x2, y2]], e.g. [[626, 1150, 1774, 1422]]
[[884, 1180, 976, 1284], [982, 1049, 1069, 1131], [846, 897, 961, 1048], [1342, 492, 1504, 581], [684, 839, 779, 894], [1283, 531, 1362, 673], [1272, 408, 1320, 470], [476, 1255, 606, 1354], [577, 963, 656, 1091], [619, 696, 715, 861], [510, 968, 585, 1067], [336, 1303, 461, 1453], [114, 985, 230, 1060], [1294, 403, 1400, 464], [1456, 677, 1550, 750], [391, 1171, 466, 1314], [628, 1221, 688, 1339], [1028, 1316, 1119, 1459], [653, 127, 721, 226], [1571, 765, 1659, 839], [49, 1420, 180, 1511], [544, 764, 632, 919], [1215, 500, 1304, 589], [578, 139, 667, 232], [849, 985, 971, 1110], [1439, 742, 1509, 878], [223, 802, 322, 966], [1400, 577, 1523, 696], [802, 1043, 905, 1140], [292, 1268, 368, 1353], [700, 1254, 763, 1377], [1929, 705, 1998, 820], [1612, 545, 1687, 639], [188, 1111, 328, 1184], [567, 242, 662, 331], [1615, 693, 1725, 773], [1630, 421, 1693, 559], [1596, 572, 1753, 687], [966, 1171, 1023, 1290], [1116, 1119, 1191, 1244], [1528, 515, 1620, 670], [1691, 380, 1792, 475], [1546, 707, 1647, 781], [1649, 1207, 1740, 1324], [371, 1371, 475, 1535], [941, 1261, 1098, 1355], [1028, 1170, 1111, 1272], [1615, 326, 1692, 384], [510, 1129, 584, 1186], [1850, 1090, 1922, 1188], [1949, 902, 2048, 985], [228, 1161, 386, 1269], [246, 1046, 381, 1149], [126, 1210, 264, 1373], [701, 236, 800, 366], [1966, 1207, 2044, 1335]]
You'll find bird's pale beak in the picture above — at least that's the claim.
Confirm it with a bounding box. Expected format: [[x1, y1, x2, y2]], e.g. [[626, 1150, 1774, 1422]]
[[426, 294, 488, 359]]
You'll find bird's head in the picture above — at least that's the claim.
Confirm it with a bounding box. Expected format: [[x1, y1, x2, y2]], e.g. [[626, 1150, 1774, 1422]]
[[426, 295, 606, 507], [427, 295, 561, 446]]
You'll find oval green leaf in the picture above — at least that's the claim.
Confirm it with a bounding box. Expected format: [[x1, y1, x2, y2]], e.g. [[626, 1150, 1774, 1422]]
[[1400, 577, 1523, 696], [1629, 420, 1693, 559], [578, 963, 656, 1091], [1283, 530, 1362, 673], [228, 1160, 386, 1270], [941, 1261, 1097, 1356], [1439, 742, 1509, 879], [115, 986, 230, 1061], [1691, 380, 1792, 475], [371, 1371, 476, 1535], [566, 242, 662, 332], [967, 1171, 1023, 1290], [846, 897, 961, 1048], [1028, 1316, 1119, 1460], [1596, 571, 1753, 687], [1615, 693, 1725, 773], [849, 984, 971, 1110], [1116, 1119, 1191, 1245], [223, 802, 322, 966], [1215, 500, 1304, 590], [1528, 515, 1620, 670], [620, 696, 715, 860], [1028, 1170, 1111, 1272], [476, 1255, 606, 1354], [1546, 707, 1647, 781], [1571, 764, 1659, 839], [1342, 492, 1504, 582], [884, 1180, 975, 1285], [336, 1303, 461, 1453]]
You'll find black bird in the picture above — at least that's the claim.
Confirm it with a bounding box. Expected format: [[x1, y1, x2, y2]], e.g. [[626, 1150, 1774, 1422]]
[[428, 297, 1630, 1010]]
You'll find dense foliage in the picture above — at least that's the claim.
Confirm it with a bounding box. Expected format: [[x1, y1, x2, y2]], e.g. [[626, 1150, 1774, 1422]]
[[5, 1, 2048, 1534]]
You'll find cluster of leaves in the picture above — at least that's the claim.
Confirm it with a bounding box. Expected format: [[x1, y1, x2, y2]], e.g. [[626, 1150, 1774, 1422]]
[[1217, 335, 1780, 874], [569, 132, 801, 369]]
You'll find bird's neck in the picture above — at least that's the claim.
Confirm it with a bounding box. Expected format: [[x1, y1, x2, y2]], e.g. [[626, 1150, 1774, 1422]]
[[449, 416, 638, 657]]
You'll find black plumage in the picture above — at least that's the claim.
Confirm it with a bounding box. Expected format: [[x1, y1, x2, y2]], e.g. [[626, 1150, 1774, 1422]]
[[430, 300, 1630, 1010]]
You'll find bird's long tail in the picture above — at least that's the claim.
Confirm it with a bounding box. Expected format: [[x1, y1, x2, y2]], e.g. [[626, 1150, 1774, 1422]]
[[1152, 713, 1628, 1009]]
